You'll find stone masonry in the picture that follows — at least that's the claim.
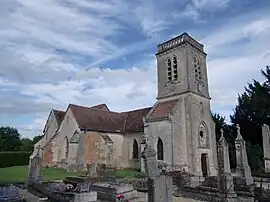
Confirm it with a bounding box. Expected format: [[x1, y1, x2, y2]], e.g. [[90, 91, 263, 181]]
[[34, 33, 218, 178], [262, 124, 270, 173], [235, 124, 253, 185], [217, 129, 236, 198]]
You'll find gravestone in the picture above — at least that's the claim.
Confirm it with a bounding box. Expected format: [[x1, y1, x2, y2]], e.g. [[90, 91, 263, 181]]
[[217, 129, 237, 198], [87, 163, 97, 177], [235, 124, 253, 185], [0, 185, 22, 201], [140, 135, 147, 173], [141, 144, 173, 202], [91, 182, 137, 201], [262, 124, 270, 173], [28, 145, 42, 186]]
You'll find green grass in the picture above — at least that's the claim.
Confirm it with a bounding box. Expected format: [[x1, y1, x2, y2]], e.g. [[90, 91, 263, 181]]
[[0, 166, 84, 183], [0, 166, 140, 183], [105, 169, 139, 179]]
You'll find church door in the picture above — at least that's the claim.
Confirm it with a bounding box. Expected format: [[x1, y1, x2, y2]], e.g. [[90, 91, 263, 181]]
[[201, 153, 208, 177]]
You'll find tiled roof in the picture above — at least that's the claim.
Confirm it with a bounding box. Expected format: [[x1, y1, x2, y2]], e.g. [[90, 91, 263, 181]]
[[53, 110, 66, 126], [69, 104, 126, 133], [147, 99, 179, 121], [50, 99, 178, 134], [91, 104, 110, 111], [123, 107, 152, 132], [68, 104, 151, 133]]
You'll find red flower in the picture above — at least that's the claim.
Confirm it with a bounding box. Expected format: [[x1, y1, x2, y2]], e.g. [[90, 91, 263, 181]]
[[115, 194, 125, 199]]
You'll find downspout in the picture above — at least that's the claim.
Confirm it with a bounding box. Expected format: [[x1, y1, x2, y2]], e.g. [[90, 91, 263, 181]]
[[169, 114, 174, 170]]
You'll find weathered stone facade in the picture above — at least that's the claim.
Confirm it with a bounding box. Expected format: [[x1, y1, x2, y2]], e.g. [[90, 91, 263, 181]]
[[145, 33, 218, 176], [34, 33, 218, 176]]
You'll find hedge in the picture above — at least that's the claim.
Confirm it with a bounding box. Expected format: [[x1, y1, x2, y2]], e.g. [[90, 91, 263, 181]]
[[0, 152, 32, 168]]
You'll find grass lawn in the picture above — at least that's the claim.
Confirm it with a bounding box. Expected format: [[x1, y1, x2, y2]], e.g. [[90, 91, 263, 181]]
[[0, 166, 140, 183], [0, 165, 84, 183], [105, 169, 139, 179]]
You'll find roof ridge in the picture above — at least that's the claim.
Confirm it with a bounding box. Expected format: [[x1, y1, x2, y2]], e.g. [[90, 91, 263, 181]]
[[69, 103, 121, 115], [121, 106, 152, 114], [52, 109, 65, 113]]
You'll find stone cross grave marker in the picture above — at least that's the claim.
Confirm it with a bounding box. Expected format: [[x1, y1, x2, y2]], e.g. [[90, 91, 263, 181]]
[[141, 144, 173, 202], [217, 128, 236, 197], [262, 124, 270, 173], [27, 145, 42, 186], [235, 124, 253, 185]]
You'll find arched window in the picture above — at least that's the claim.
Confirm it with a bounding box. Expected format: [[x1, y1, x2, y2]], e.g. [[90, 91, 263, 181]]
[[193, 56, 202, 83], [198, 122, 208, 147], [157, 137, 164, 160], [167, 58, 172, 81], [132, 139, 139, 159], [173, 56, 178, 80], [64, 136, 69, 159]]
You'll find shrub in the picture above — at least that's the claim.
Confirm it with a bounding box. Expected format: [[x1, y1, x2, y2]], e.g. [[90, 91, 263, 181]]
[[0, 152, 32, 168]]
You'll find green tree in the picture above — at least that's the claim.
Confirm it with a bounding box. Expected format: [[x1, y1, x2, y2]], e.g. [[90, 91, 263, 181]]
[[19, 138, 34, 152], [230, 66, 270, 145], [212, 113, 236, 168], [33, 135, 43, 144], [0, 127, 21, 151]]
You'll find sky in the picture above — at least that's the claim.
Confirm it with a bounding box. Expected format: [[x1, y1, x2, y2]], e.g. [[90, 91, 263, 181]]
[[0, 0, 270, 138]]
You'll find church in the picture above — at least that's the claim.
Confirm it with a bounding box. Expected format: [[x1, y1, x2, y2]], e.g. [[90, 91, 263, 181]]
[[36, 33, 218, 177]]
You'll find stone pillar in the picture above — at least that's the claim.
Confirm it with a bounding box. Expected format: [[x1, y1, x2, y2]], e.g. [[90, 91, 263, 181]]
[[140, 135, 146, 172], [262, 124, 270, 173], [141, 144, 173, 202], [218, 129, 236, 197], [28, 145, 42, 187], [235, 124, 253, 185]]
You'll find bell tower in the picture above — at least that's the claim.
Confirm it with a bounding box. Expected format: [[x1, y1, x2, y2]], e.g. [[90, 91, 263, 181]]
[[155, 33, 210, 100]]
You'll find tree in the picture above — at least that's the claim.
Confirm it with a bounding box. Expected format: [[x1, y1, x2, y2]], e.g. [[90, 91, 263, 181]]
[[212, 113, 235, 142], [212, 113, 236, 168], [0, 127, 21, 151], [230, 66, 270, 145], [19, 138, 34, 152], [33, 135, 43, 145]]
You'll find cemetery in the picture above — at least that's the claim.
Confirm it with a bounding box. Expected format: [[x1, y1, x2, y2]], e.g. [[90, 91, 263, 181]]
[[1, 124, 270, 201], [0, 34, 270, 201]]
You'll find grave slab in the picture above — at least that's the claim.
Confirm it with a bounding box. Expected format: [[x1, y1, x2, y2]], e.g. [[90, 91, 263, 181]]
[[91, 182, 137, 201]]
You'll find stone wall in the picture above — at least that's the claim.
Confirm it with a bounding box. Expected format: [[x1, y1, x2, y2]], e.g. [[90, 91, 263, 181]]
[[122, 132, 143, 169], [83, 131, 106, 166], [145, 120, 172, 165], [55, 108, 79, 162], [42, 142, 53, 167]]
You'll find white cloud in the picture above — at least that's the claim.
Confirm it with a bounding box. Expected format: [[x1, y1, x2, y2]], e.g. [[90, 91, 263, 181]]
[[0, 0, 269, 137]]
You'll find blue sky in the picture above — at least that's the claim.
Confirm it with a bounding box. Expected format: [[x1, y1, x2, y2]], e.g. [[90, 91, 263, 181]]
[[0, 0, 270, 138]]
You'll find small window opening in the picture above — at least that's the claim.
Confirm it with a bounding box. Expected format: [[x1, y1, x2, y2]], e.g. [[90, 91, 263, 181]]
[[173, 57, 178, 80], [167, 59, 172, 81], [200, 131, 204, 138]]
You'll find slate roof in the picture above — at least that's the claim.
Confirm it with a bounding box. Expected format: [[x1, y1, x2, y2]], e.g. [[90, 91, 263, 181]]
[[147, 99, 179, 121]]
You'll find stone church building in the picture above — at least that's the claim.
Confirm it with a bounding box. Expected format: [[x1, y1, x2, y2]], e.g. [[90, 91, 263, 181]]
[[36, 33, 218, 177]]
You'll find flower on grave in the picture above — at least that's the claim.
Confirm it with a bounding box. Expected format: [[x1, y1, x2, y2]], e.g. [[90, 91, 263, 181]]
[[115, 194, 125, 199]]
